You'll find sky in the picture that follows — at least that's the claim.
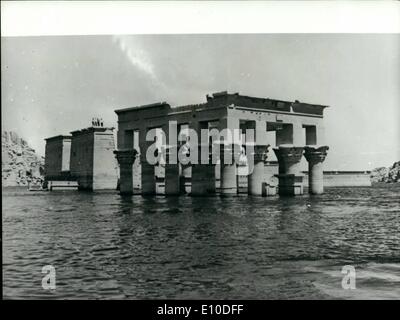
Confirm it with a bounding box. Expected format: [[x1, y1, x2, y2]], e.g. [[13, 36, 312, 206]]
[[2, 34, 399, 170]]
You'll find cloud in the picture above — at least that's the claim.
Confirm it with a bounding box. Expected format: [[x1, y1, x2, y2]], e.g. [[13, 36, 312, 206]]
[[111, 35, 217, 105], [2, 34, 399, 169], [113, 35, 161, 86]]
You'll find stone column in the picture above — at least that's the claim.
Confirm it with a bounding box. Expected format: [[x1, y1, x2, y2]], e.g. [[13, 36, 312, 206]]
[[191, 145, 216, 196], [304, 146, 329, 194], [219, 143, 241, 195], [273, 146, 304, 196], [178, 141, 192, 194], [164, 145, 180, 195], [132, 155, 141, 192], [140, 145, 156, 195], [114, 149, 137, 195], [248, 144, 269, 196], [180, 163, 191, 194]]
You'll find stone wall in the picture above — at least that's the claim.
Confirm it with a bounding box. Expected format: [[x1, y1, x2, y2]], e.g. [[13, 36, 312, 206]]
[[302, 171, 372, 187], [44, 135, 71, 180], [70, 130, 94, 189], [70, 127, 118, 190], [92, 131, 119, 190]]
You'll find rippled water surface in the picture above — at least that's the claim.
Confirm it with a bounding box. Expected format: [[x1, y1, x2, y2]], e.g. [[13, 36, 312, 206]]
[[3, 185, 400, 299]]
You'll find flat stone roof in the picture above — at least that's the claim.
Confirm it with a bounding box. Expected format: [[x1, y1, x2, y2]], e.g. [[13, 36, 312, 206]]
[[114, 91, 329, 116], [44, 135, 72, 141], [115, 102, 170, 114], [70, 126, 115, 135]]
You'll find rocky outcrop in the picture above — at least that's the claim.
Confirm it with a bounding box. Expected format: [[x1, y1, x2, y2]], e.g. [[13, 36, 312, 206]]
[[2, 131, 44, 187], [371, 161, 400, 183]]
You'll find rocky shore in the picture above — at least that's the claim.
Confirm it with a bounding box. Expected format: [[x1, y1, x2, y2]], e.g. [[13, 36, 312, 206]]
[[2, 131, 44, 187], [371, 161, 400, 183]]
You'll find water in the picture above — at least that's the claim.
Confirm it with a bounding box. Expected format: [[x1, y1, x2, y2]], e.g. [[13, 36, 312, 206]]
[[2, 185, 400, 299]]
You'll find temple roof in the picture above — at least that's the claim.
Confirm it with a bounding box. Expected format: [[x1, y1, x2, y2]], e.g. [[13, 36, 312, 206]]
[[44, 135, 72, 141], [114, 91, 329, 116]]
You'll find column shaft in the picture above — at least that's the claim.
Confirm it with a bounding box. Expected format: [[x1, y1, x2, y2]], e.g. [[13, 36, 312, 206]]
[[220, 163, 236, 194], [248, 145, 269, 196], [141, 162, 155, 195], [191, 163, 215, 196], [165, 163, 180, 195], [132, 156, 141, 192], [219, 143, 240, 195], [141, 154, 156, 195], [191, 146, 215, 196], [180, 164, 192, 194], [309, 161, 324, 194], [164, 146, 180, 195], [273, 146, 304, 196], [304, 146, 329, 195], [114, 149, 137, 195], [138, 128, 157, 195], [248, 160, 264, 195]]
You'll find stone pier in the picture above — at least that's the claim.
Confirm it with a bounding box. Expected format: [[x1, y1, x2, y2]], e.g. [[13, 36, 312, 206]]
[[67, 126, 119, 190], [180, 163, 191, 194], [191, 145, 216, 196], [304, 146, 329, 194], [248, 144, 269, 196], [114, 149, 137, 195], [140, 142, 156, 195], [219, 143, 241, 195], [274, 146, 304, 196], [164, 145, 180, 195]]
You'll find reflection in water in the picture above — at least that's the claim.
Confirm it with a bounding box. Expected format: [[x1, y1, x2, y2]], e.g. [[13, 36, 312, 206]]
[[2, 185, 400, 299]]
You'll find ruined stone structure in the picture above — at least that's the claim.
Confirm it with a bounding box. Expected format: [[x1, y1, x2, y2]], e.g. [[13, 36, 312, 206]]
[[44, 135, 72, 181], [70, 126, 118, 190], [114, 91, 329, 196], [44, 121, 119, 190]]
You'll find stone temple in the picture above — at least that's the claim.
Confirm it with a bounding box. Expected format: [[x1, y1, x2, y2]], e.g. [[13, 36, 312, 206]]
[[44, 92, 332, 195], [113, 91, 329, 196]]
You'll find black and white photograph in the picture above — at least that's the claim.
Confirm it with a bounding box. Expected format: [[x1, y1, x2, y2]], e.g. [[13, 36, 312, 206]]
[[1, 1, 399, 305]]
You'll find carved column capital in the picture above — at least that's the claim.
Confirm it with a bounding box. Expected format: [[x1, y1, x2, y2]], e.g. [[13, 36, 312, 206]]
[[114, 149, 137, 165], [273, 146, 304, 165], [249, 144, 270, 162], [304, 146, 329, 164]]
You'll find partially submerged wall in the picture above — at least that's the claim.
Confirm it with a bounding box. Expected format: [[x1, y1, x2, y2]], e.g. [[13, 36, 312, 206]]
[[44, 135, 71, 181], [303, 171, 372, 187], [70, 127, 118, 190]]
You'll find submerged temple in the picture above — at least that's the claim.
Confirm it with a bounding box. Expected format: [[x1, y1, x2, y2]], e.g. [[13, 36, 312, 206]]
[[44, 92, 335, 194], [113, 91, 329, 196]]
